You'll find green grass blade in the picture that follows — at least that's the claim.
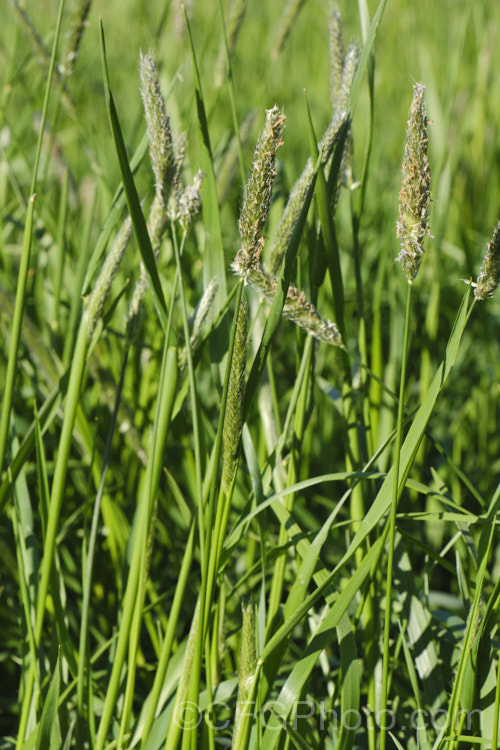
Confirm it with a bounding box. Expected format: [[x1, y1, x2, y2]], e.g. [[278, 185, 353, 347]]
[[33, 408, 78, 678], [34, 649, 60, 750], [275, 715, 314, 750], [75, 350, 129, 747], [99, 20, 168, 331], [0, 0, 67, 476], [94, 345, 178, 750], [339, 287, 472, 570], [138, 522, 196, 748], [11, 464, 40, 707], [16, 320, 89, 746], [0, 381, 65, 517], [259, 537, 384, 749], [398, 621, 432, 750], [52, 167, 69, 327], [304, 91, 346, 339], [0, 194, 36, 477], [183, 7, 227, 352], [349, 0, 388, 112], [81, 134, 148, 296], [117, 343, 179, 745], [336, 613, 362, 750], [63, 186, 97, 364]]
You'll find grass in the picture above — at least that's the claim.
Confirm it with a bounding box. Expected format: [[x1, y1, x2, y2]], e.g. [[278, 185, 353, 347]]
[[1, 0, 500, 748]]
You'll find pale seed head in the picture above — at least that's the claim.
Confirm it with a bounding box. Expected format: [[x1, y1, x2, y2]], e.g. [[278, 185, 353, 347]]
[[396, 82, 431, 283]]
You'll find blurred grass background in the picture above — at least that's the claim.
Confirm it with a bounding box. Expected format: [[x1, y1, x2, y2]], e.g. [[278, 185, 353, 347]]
[[1, 0, 500, 746]]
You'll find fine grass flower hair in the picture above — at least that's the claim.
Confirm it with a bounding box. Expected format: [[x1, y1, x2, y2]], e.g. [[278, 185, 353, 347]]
[[396, 82, 431, 283]]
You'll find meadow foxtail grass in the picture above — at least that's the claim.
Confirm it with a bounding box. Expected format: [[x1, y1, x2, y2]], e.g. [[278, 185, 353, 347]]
[[1, 2, 500, 749]]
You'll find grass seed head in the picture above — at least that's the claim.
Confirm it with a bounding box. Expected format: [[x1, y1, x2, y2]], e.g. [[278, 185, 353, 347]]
[[64, 0, 92, 76], [232, 600, 257, 743], [176, 168, 204, 233], [396, 82, 431, 283], [86, 216, 132, 341], [221, 300, 248, 494], [247, 269, 343, 346], [139, 52, 175, 212], [237, 601, 257, 696], [329, 7, 345, 109], [336, 43, 359, 115], [265, 110, 350, 276], [178, 279, 219, 372], [233, 106, 285, 284], [475, 221, 500, 300]]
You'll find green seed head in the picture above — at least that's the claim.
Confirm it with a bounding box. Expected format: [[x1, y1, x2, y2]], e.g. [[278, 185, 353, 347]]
[[232, 600, 257, 742], [86, 216, 132, 342], [221, 300, 248, 494], [329, 8, 345, 109], [237, 601, 257, 698], [475, 221, 500, 300]]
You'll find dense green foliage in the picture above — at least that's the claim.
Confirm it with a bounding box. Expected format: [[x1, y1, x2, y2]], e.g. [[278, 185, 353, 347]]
[[1, 1, 500, 748]]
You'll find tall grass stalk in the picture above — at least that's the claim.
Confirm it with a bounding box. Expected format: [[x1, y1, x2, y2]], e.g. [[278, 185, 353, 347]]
[[0, 0, 66, 478], [17, 314, 87, 747], [381, 80, 431, 747], [379, 283, 412, 749], [171, 225, 205, 750], [94, 345, 178, 750]]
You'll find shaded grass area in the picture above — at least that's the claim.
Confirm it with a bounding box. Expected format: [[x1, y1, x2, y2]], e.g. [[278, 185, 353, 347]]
[[1, 1, 500, 748]]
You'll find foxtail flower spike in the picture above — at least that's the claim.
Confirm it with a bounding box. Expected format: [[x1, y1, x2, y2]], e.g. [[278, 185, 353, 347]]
[[232, 107, 343, 348], [221, 300, 248, 494], [232, 105, 285, 284], [396, 83, 431, 283]]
